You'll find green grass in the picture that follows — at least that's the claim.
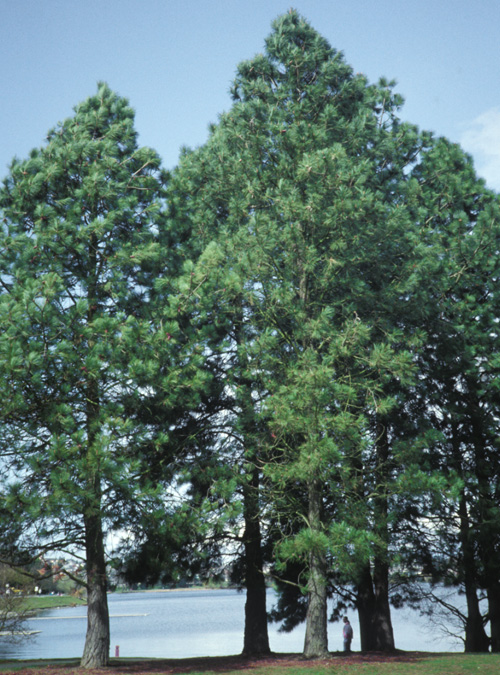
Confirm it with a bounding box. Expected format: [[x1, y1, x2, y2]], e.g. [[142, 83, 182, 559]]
[[171, 653, 500, 675], [278, 654, 496, 675], [225, 654, 497, 675], [20, 594, 86, 612], [0, 654, 499, 675]]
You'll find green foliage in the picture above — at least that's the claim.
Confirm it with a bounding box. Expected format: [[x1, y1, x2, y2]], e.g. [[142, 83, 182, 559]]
[[159, 9, 500, 653], [1, 9, 499, 659], [0, 83, 178, 666], [161, 9, 441, 654]]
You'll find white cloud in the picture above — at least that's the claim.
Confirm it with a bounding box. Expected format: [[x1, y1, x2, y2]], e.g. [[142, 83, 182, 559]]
[[460, 108, 500, 192]]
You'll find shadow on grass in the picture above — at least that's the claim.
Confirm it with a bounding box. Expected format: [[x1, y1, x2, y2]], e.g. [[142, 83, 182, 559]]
[[0, 650, 446, 674]]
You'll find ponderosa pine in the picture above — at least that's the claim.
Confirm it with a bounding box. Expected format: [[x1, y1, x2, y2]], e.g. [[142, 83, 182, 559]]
[[0, 83, 167, 668], [405, 137, 500, 651], [167, 10, 427, 655]]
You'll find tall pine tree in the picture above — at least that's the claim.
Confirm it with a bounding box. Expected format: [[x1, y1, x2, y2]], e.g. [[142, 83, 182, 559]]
[[168, 10, 426, 655], [405, 137, 500, 651], [0, 83, 169, 667]]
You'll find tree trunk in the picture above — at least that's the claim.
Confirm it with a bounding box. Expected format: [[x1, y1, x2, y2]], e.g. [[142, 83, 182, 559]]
[[463, 585, 490, 652], [372, 557, 395, 651], [355, 561, 394, 651], [371, 421, 395, 651], [80, 247, 109, 668], [453, 415, 490, 653], [467, 405, 499, 653], [303, 478, 328, 657], [356, 563, 376, 651], [487, 583, 500, 652], [234, 307, 271, 657], [242, 465, 270, 656], [81, 510, 110, 668], [458, 492, 490, 652]]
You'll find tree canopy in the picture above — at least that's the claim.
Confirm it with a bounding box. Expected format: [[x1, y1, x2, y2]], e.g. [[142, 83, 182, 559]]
[[1, 10, 500, 666], [0, 83, 170, 667]]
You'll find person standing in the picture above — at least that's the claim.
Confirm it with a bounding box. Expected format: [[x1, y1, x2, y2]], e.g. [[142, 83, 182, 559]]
[[343, 616, 353, 652]]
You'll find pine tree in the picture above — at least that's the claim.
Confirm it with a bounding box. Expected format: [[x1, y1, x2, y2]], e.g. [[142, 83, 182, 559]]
[[168, 10, 426, 655], [405, 137, 500, 651], [0, 83, 168, 668], [160, 123, 277, 656]]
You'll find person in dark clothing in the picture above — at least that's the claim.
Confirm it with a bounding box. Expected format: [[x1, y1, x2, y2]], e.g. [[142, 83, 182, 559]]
[[343, 616, 353, 652]]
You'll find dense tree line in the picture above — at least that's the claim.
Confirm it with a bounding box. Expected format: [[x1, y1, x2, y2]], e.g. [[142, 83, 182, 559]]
[[0, 11, 499, 668]]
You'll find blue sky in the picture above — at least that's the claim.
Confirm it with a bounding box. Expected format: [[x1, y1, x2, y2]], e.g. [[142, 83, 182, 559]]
[[2, 0, 499, 189]]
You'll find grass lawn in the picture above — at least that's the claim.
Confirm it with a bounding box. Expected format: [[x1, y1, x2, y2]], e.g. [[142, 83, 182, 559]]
[[235, 653, 500, 675], [20, 594, 86, 612], [0, 653, 499, 675]]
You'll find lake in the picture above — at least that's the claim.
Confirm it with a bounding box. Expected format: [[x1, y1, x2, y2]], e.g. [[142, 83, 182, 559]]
[[0, 588, 463, 660]]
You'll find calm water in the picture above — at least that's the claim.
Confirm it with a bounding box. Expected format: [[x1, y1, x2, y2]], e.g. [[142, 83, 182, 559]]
[[0, 588, 462, 660]]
